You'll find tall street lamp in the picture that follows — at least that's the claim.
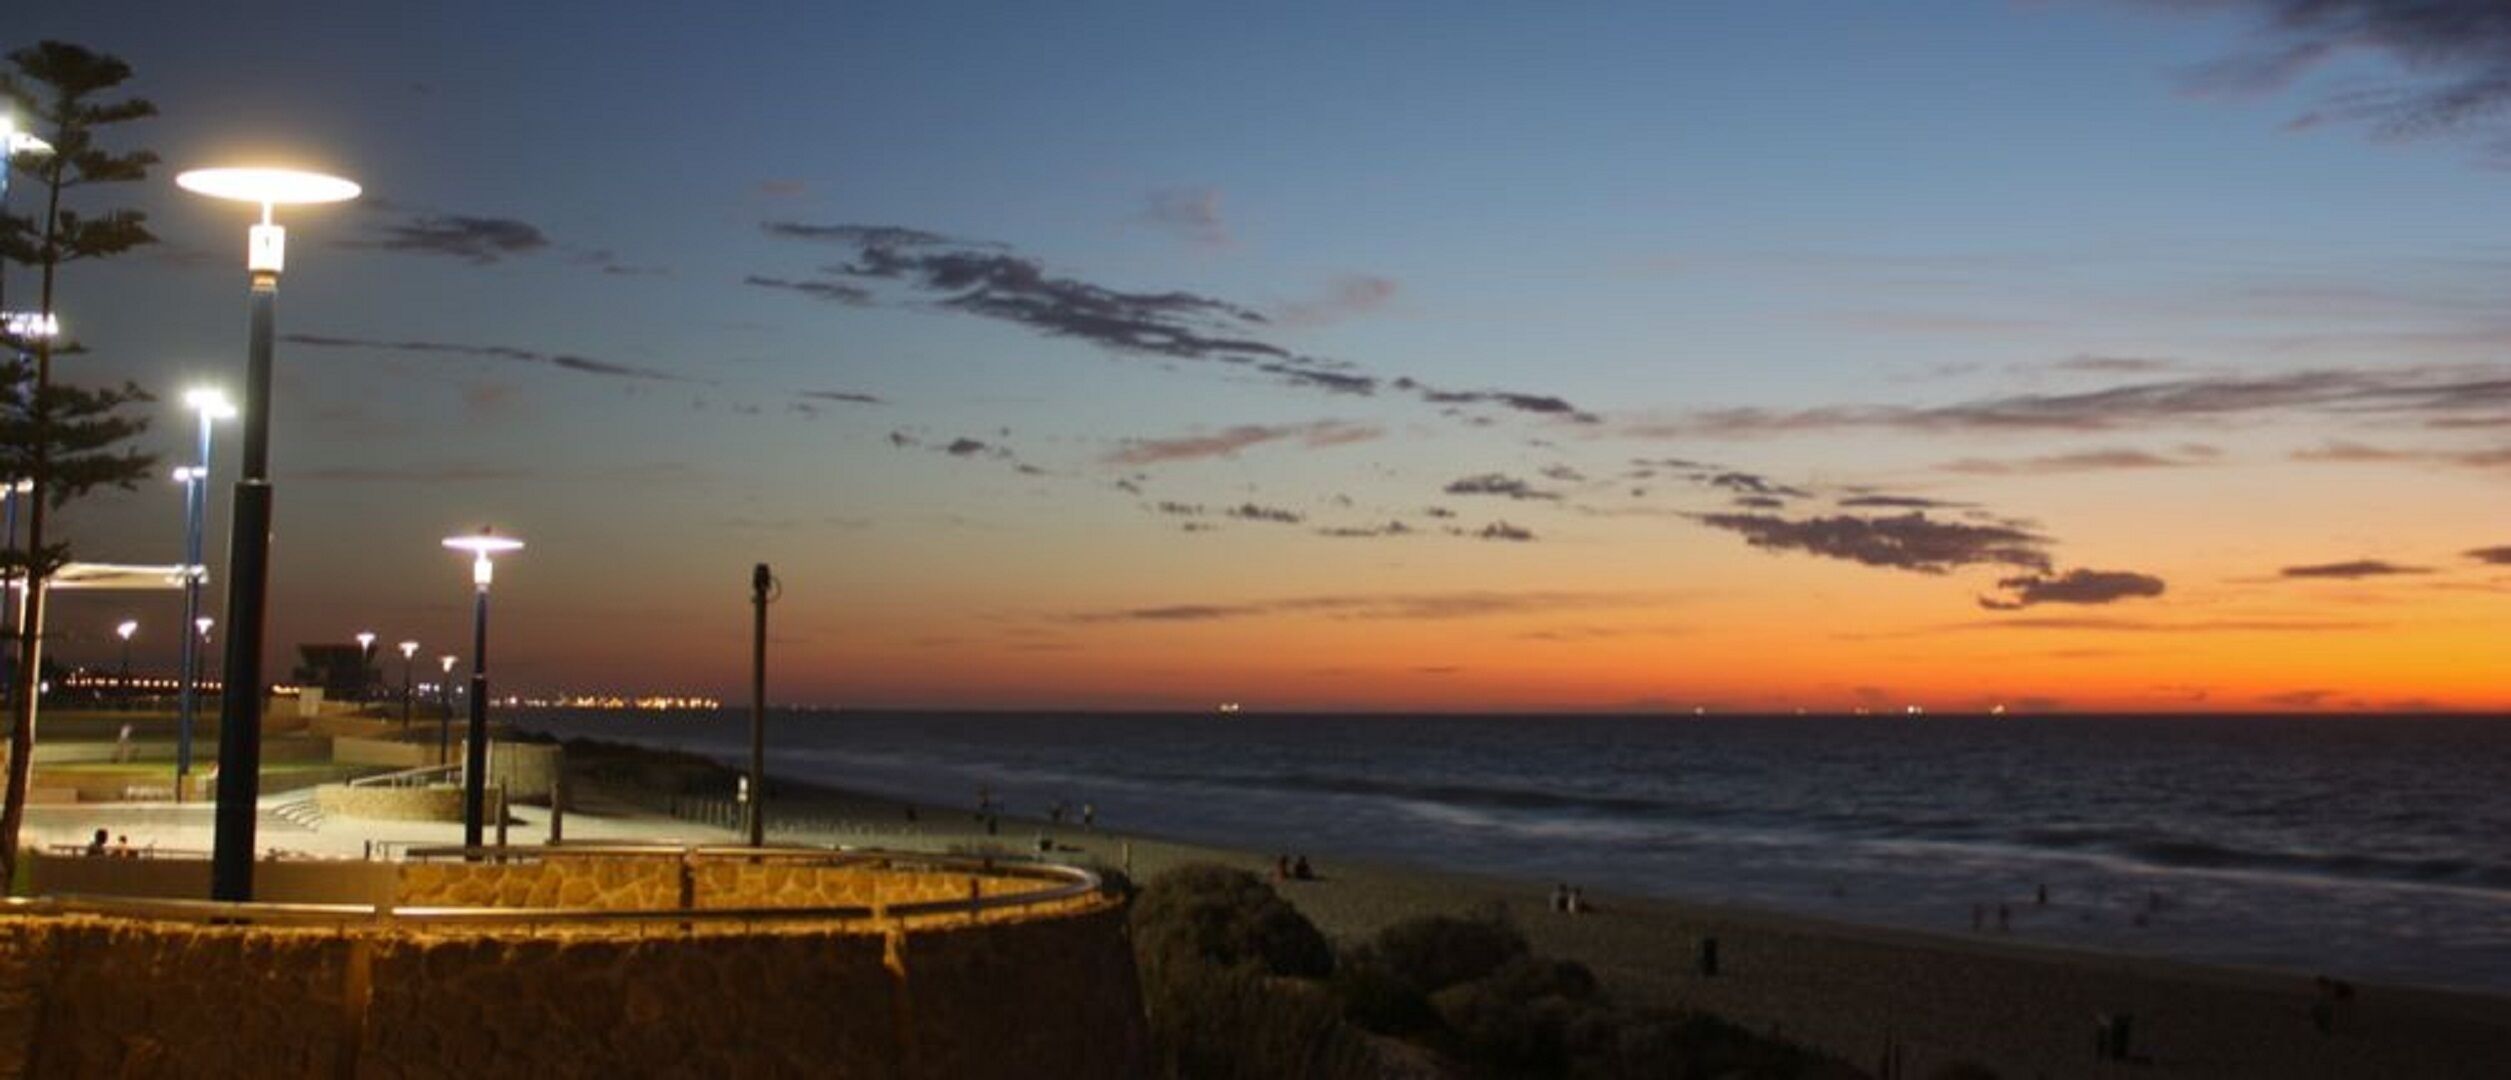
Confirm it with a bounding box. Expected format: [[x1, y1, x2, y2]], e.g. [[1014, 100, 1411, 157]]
[[114, 619, 136, 704], [174, 388, 234, 795], [444, 528, 522, 847], [397, 639, 418, 731], [178, 164, 359, 902], [354, 629, 375, 702], [436, 653, 456, 765]]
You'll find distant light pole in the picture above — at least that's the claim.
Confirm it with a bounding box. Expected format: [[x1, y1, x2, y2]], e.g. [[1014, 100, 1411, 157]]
[[114, 619, 137, 704], [0, 478, 30, 703], [174, 388, 234, 795], [178, 163, 360, 903], [436, 654, 456, 765], [353, 630, 375, 702], [397, 639, 418, 731], [444, 528, 522, 847]]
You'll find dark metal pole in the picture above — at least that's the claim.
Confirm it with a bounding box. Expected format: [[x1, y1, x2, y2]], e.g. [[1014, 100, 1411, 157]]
[[747, 563, 769, 846], [210, 273, 276, 902], [463, 584, 489, 847], [177, 414, 208, 795]]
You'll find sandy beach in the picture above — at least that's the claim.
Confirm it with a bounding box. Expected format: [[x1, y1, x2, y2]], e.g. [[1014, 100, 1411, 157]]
[[544, 742, 2511, 1080], [28, 736, 2511, 1079]]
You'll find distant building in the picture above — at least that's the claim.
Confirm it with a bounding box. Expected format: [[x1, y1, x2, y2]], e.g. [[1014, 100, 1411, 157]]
[[292, 644, 374, 702]]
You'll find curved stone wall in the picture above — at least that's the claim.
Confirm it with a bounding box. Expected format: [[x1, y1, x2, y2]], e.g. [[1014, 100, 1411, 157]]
[[0, 853, 1148, 1078]]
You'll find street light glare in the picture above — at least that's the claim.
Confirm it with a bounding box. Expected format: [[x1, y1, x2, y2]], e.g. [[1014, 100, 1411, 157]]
[[184, 387, 238, 419], [398, 640, 419, 659], [1, 113, 54, 157], [116, 620, 137, 641], [442, 532, 526, 556], [175, 167, 360, 206]]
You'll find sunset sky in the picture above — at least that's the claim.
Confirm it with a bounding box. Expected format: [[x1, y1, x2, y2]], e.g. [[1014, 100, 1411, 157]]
[[8, 1, 2507, 712]]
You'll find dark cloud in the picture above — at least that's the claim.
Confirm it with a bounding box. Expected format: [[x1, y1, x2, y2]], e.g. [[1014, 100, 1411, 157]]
[[1423, 506, 1457, 519], [1443, 473, 1561, 501], [762, 222, 956, 247], [2162, 0, 2511, 155], [1637, 366, 2511, 437], [1476, 521, 1537, 542], [1730, 495, 1787, 510], [1317, 521, 1414, 539], [945, 437, 1005, 459], [1979, 569, 2167, 610], [757, 224, 1593, 421], [2279, 559, 2432, 579], [281, 333, 688, 382], [1226, 503, 1304, 525], [1939, 446, 2221, 474], [2050, 354, 2185, 375], [797, 390, 882, 405], [345, 214, 549, 263], [2288, 439, 2511, 469], [1696, 511, 2050, 574], [2468, 545, 2511, 564], [887, 431, 921, 449], [1152, 501, 1205, 517], [1838, 494, 1969, 509], [1540, 465, 1586, 483], [743, 275, 873, 305], [1105, 421, 1381, 465], [1138, 187, 1229, 247], [571, 248, 666, 276], [1704, 471, 1811, 499]]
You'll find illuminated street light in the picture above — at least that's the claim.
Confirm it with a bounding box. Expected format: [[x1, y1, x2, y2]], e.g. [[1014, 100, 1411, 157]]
[[115, 619, 137, 703], [436, 654, 457, 765], [443, 527, 522, 847], [397, 639, 419, 731], [354, 630, 376, 701], [179, 162, 359, 902], [173, 388, 234, 797]]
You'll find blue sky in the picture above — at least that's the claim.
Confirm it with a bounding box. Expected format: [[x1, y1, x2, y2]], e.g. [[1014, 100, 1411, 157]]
[[7, 1, 2508, 710]]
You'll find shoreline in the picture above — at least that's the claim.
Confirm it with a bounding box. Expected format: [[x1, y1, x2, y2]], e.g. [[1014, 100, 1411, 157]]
[[553, 734, 2511, 1078]]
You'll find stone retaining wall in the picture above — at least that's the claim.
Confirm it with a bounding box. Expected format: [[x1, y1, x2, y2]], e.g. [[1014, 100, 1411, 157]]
[[1, 854, 1147, 1076], [314, 782, 475, 822]]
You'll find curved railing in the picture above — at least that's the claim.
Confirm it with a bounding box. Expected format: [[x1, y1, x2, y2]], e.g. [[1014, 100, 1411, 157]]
[[6, 843, 1105, 929]]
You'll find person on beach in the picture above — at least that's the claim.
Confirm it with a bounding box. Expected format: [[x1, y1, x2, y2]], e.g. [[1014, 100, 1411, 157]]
[[1081, 803, 1095, 829], [1273, 854, 1291, 882], [1553, 883, 1571, 914], [84, 828, 107, 857], [1292, 854, 1314, 881], [113, 724, 133, 763]]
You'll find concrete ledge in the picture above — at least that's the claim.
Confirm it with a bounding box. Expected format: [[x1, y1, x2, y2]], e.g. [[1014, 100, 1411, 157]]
[[315, 782, 470, 822]]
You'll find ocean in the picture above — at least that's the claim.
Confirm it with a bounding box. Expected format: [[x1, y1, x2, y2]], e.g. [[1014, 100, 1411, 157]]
[[515, 710, 2511, 996]]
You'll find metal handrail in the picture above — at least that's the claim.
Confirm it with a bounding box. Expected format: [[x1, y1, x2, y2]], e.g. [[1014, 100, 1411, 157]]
[[2, 844, 1104, 929], [345, 762, 462, 789]]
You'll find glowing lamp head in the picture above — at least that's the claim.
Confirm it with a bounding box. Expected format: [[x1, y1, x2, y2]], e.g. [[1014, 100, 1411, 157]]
[[2, 312, 59, 340], [175, 167, 361, 207], [355, 631, 376, 653], [184, 387, 238, 420], [398, 640, 419, 660], [439, 654, 457, 674], [115, 620, 137, 642], [444, 528, 524, 589], [1, 114, 53, 157], [177, 167, 359, 274], [196, 617, 213, 638]]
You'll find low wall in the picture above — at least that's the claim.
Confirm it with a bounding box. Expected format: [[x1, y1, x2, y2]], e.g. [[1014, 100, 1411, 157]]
[[0, 852, 1146, 1077], [315, 783, 477, 823]]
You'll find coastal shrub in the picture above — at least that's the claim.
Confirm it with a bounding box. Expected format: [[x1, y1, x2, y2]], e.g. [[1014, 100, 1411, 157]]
[[1129, 865, 1378, 1079], [1429, 956, 1606, 1075], [1365, 908, 1530, 994], [1131, 864, 1335, 979]]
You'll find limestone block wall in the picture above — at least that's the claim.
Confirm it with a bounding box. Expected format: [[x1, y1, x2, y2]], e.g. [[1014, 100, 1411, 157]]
[[0, 886, 1148, 1077], [491, 740, 561, 802], [396, 857, 682, 910], [315, 782, 472, 822]]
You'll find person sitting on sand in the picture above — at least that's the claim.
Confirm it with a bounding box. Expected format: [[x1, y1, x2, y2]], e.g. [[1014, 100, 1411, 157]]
[[84, 828, 107, 857], [1553, 882, 1571, 913], [1292, 854, 1314, 881], [1272, 854, 1291, 882]]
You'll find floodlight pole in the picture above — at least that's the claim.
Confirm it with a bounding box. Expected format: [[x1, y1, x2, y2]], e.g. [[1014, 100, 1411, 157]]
[[210, 247, 277, 902], [747, 563, 770, 846], [464, 570, 490, 846]]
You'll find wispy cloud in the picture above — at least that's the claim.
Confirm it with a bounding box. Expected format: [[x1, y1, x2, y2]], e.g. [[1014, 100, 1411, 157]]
[[1105, 421, 1381, 465], [1443, 473, 1562, 501], [2467, 545, 2511, 564], [752, 223, 1593, 421], [1138, 187, 1230, 248], [1474, 521, 1537, 542], [1695, 511, 2049, 574], [2279, 559, 2432, 579], [1939, 446, 2222, 474], [1980, 568, 2167, 610], [1632, 365, 2511, 437], [796, 390, 883, 405], [2159, 0, 2511, 157], [1275, 276, 1399, 326], [1225, 503, 1304, 525], [343, 213, 549, 263], [281, 333, 691, 382]]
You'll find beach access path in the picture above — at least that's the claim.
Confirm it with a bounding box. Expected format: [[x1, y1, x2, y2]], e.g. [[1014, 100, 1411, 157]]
[[31, 773, 2511, 1080]]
